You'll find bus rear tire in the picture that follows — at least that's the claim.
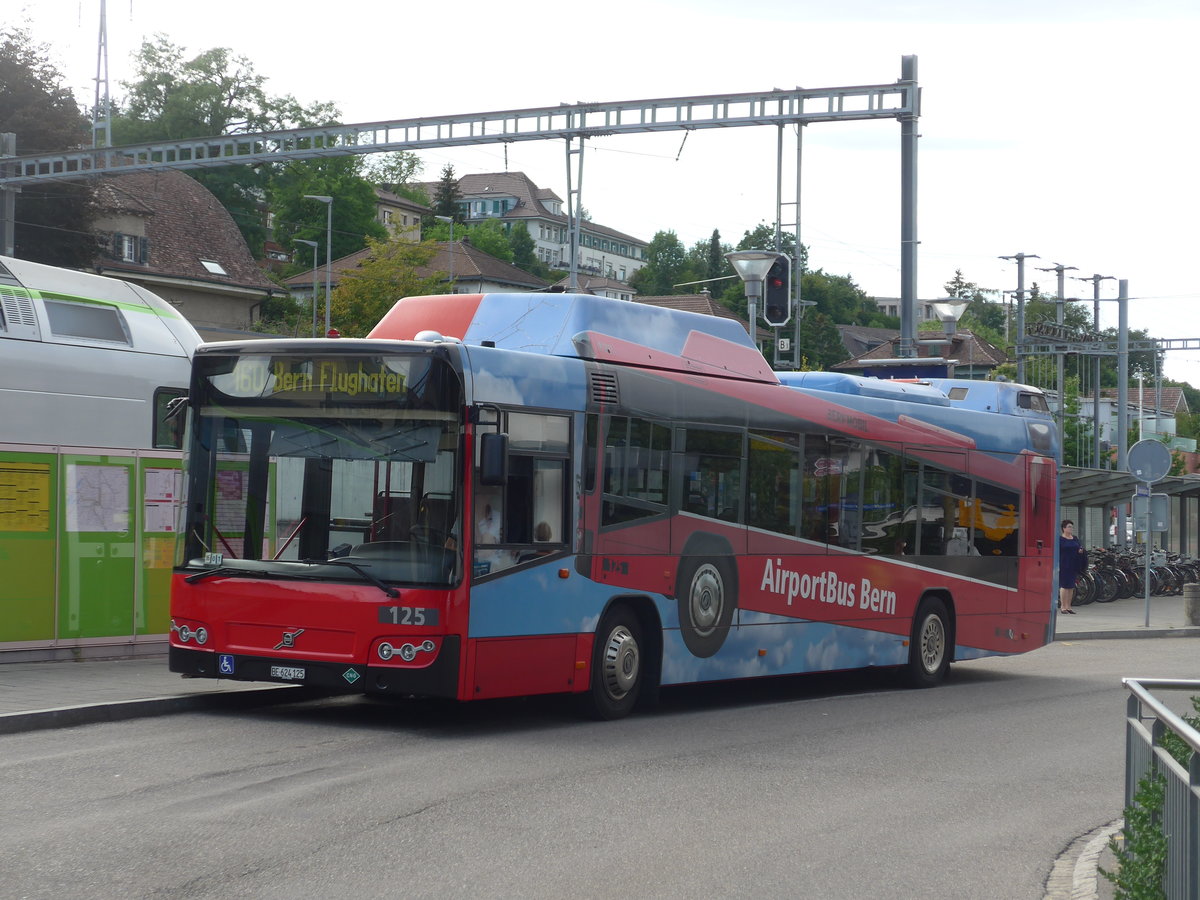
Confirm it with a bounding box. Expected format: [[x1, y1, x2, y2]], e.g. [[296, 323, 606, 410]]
[[676, 554, 736, 658], [905, 597, 951, 688], [587, 605, 643, 720]]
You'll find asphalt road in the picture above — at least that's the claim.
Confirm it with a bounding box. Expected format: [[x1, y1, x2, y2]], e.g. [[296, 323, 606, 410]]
[[1, 638, 1196, 900]]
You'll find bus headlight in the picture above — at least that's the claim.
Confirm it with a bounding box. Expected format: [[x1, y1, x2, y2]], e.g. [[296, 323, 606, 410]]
[[171, 618, 211, 646], [378, 642, 394, 661]]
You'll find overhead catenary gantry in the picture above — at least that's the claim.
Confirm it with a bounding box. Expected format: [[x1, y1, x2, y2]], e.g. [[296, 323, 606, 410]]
[[0, 57, 921, 350]]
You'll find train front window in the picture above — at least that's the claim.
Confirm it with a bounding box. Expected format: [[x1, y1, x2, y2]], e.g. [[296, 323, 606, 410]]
[[181, 351, 463, 587]]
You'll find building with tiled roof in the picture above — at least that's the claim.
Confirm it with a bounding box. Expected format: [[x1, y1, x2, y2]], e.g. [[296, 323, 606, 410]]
[[418, 171, 649, 282], [635, 292, 750, 333], [1079, 386, 1195, 451], [831, 329, 1006, 379], [91, 170, 282, 337], [283, 240, 549, 300], [551, 275, 636, 302], [375, 188, 429, 242]]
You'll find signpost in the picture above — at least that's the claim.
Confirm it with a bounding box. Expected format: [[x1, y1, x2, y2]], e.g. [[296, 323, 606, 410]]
[[1127, 439, 1173, 627]]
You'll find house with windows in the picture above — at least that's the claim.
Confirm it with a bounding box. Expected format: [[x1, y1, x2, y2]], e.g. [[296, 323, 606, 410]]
[[1075, 386, 1195, 452], [375, 188, 428, 241], [421, 172, 649, 283], [551, 275, 636, 302], [91, 169, 282, 339], [871, 296, 938, 322]]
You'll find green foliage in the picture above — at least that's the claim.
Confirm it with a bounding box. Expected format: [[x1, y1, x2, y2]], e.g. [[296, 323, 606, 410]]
[[465, 218, 512, 263], [1102, 771, 1168, 900], [328, 237, 443, 337], [111, 37, 340, 256], [795, 310, 849, 370], [431, 164, 462, 221], [272, 159, 388, 262], [0, 26, 97, 267], [736, 223, 807, 272], [363, 152, 424, 193], [507, 222, 545, 277], [629, 230, 690, 296], [1062, 375, 1095, 468], [1101, 696, 1199, 899]]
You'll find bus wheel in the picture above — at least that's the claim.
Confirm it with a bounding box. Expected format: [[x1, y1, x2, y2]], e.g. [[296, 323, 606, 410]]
[[676, 555, 736, 659], [905, 597, 951, 688], [588, 606, 643, 720]]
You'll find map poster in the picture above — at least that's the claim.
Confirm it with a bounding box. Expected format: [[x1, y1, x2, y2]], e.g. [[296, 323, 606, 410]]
[[143, 467, 183, 533], [66, 464, 129, 533]]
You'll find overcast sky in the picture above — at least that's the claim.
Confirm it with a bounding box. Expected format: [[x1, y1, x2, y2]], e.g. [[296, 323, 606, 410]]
[[16, 0, 1200, 385]]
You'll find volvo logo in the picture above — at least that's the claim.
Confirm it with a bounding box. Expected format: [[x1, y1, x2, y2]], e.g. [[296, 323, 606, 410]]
[[274, 628, 305, 650]]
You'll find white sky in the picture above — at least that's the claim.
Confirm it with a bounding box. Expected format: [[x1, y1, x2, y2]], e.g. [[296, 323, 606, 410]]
[[16, 0, 1200, 384]]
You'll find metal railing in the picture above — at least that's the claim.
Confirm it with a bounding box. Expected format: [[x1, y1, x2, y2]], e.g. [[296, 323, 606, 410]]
[[1122, 677, 1200, 899]]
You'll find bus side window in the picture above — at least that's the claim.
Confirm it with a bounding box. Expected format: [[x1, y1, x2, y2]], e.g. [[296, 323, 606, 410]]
[[682, 427, 742, 523]]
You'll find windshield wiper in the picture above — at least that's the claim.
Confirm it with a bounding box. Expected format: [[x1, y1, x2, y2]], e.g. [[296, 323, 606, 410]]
[[302, 558, 399, 598], [184, 566, 312, 585]]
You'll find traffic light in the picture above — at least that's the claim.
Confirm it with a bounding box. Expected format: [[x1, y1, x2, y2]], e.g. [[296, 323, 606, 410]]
[[762, 254, 791, 326]]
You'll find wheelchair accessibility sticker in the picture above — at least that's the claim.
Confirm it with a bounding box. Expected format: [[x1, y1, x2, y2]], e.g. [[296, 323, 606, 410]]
[[218, 655, 235, 675]]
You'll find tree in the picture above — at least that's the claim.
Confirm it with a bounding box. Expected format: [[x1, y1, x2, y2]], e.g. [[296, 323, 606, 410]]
[[363, 152, 424, 192], [795, 311, 848, 371], [943, 269, 986, 301], [705, 229, 726, 283], [272, 158, 388, 263], [0, 27, 97, 267], [465, 218, 512, 263], [507, 221, 543, 276], [736, 222, 807, 272], [629, 230, 689, 296], [111, 37, 340, 255], [431, 164, 462, 221], [329, 236, 444, 336]]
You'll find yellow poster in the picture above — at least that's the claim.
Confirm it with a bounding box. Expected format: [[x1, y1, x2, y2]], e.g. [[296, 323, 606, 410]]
[[0, 462, 52, 532]]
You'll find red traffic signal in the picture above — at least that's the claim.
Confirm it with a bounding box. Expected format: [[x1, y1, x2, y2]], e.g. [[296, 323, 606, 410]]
[[763, 255, 791, 327]]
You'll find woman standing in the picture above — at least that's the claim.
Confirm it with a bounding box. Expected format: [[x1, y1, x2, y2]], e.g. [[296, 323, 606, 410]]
[[1058, 519, 1086, 614]]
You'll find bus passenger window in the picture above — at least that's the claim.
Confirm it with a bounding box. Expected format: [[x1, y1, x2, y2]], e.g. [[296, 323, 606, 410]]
[[747, 432, 800, 537], [682, 428, 742, 523]]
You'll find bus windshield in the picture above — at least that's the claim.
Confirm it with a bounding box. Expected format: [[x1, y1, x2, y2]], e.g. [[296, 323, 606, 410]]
[[182, 350, 463, 587]]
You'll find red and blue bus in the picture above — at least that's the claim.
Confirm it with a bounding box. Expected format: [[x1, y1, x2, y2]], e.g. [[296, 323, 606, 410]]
[[169, 292, 1058, 718]]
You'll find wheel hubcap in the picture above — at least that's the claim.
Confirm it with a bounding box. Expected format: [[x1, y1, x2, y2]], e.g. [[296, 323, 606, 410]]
[[602, 625, 639, 700], [688, 564, 724, 636], [919, 614, 945, 673]]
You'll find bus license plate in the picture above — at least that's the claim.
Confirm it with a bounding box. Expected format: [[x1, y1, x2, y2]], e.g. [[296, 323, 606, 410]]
[[270, 665, 305, 681]]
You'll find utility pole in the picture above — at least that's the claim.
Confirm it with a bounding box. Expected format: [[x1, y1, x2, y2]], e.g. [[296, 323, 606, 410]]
[[1074, 273, 1115, 468], [1038, 262, 1077, 457], [1000, 253, 1039, 384]]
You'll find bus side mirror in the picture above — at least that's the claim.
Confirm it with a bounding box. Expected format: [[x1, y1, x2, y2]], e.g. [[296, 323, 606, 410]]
[[480, 433, 508, 486]]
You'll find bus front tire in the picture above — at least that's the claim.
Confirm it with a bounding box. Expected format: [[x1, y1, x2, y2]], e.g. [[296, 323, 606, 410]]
[[905, 597, 951, 688], [587, 605, 643, 720], [676, 555, 736, 659]]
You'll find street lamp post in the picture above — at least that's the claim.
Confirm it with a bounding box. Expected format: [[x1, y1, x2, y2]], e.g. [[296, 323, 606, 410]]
[[929, 297, 970, 376], [293, 239, 319, 338], [303, 194, 333, 335], [434, 215, 455, 290], [725, 250, 783, 348]]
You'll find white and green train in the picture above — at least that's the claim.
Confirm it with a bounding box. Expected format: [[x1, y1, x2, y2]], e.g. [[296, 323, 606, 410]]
[[0, 256, 201, 658]]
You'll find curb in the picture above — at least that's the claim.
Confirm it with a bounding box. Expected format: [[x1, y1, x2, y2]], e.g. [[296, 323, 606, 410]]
[[0, 685, 327, 736], [1044, 818, 1123, 900], [1055, 627, 1200, 641]]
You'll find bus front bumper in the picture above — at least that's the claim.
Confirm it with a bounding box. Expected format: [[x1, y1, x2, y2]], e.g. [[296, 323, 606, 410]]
[[169, 636, 461, 699]]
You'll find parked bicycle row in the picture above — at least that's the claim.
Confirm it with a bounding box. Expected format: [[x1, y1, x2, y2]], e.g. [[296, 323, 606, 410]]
[[1073, 547, 1200, 605]]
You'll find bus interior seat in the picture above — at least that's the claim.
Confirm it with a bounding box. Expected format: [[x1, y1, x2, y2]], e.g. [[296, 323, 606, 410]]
[[419, 494, 454, 535], [371, 494, 413, 542]]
